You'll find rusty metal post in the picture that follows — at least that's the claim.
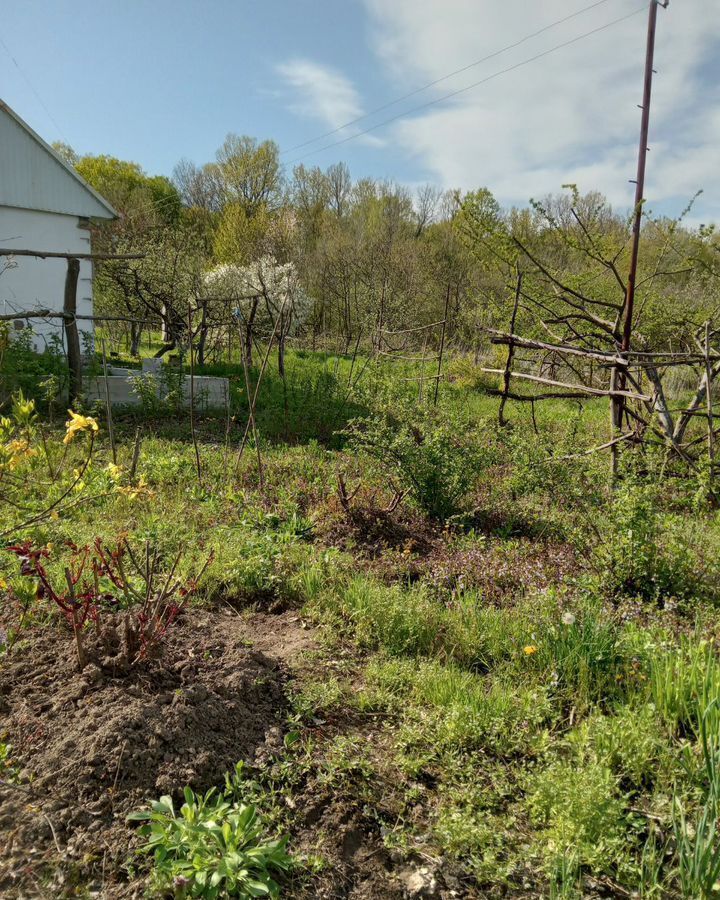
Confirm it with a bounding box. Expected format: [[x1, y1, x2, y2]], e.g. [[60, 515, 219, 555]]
[[621, 0, 668, 356], [611, 0, 668, 472]]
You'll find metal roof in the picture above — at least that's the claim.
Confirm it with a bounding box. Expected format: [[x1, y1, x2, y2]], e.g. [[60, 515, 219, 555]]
[[0, 100, 117, 220]]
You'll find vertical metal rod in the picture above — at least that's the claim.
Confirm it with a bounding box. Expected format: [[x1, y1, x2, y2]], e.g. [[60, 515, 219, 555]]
[[611, 0, 666, 476], [621, 0, 666, 354], [433, 283, 451, 406]]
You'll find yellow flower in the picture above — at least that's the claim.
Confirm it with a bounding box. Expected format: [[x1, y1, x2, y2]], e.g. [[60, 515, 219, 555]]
[[4, 438, 37, 468], [523, 645, 538, 656], [117, 475, 154, 501], [106, 462, 123, 482], [64, 411, 99, 444]]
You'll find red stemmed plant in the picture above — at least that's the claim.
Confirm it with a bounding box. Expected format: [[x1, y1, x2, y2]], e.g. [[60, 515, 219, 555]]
[[6, 538, 213, 671]]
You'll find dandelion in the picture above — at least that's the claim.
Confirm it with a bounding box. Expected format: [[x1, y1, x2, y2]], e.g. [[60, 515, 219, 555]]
[[64, 411, 99, 444], [523, 645, 538, 656], [561, 611, 576, 626]]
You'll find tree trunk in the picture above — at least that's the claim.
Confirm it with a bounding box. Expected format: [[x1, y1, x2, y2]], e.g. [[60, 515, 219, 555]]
[[278, 332, 286, 378], [196, 300, 208, 366], [129, 320, 142, 357]]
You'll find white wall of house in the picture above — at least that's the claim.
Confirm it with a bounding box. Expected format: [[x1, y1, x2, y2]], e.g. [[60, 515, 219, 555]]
[[0, 206, 95, 353]]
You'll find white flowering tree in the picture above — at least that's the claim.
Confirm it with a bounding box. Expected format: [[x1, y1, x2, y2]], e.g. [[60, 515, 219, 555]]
[[204, 256, 310, 375]]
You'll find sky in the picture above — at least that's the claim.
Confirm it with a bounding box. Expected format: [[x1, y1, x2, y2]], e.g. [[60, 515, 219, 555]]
[[2, 0, 720, 225]]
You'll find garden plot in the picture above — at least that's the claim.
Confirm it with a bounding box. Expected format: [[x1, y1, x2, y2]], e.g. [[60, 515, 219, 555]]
[[0, 609, 287, 896]]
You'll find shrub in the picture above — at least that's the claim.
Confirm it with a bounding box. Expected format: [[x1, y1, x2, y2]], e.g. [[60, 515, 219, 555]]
[[592, 479, 702, 603], [0, 395, 99, 535], [129, 787, 291, 898], [0, 326, 67, 406], [344, 404, 492, 520], [5, 538, 213, 670]]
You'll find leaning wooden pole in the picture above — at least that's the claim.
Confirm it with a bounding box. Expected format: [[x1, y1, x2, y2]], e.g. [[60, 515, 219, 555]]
[[611, 0, 668, 472], [499, 270, 522, 426]]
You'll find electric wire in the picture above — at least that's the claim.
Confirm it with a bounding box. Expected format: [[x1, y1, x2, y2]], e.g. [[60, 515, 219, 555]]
[[0, 34, 69, 143], [285, 4, 646, 166], [281, 0, 615, 155]]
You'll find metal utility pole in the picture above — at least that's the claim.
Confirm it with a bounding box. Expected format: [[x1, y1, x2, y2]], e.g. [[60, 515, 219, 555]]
[[611, 0, 668, 447], [621, 0, 669, 355]]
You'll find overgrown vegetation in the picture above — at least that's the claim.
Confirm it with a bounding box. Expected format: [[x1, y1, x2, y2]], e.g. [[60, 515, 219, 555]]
[[4, 132, 720, 894], [3, 349, 720, 897]]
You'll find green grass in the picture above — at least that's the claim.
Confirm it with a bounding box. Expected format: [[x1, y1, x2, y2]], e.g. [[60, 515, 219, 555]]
[[5, 346, 720, 896]]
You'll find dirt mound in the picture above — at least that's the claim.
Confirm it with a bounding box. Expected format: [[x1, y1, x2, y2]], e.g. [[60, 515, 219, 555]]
[[0, 609, 288, 897]]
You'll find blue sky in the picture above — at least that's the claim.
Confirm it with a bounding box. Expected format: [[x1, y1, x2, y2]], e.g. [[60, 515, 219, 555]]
[[2, 0, 719, 223]]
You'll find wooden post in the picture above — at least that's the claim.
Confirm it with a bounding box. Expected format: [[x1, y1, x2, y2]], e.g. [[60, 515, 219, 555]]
[[63, 258, 81, 401], [100, 338, 117, 464], [705, 322, 715, 483], [499, 270, 523, 426], [188, 306, 202, 488]]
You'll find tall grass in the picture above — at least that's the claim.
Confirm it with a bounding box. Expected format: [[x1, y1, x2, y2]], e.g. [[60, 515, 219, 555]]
[[650, 638, 720, 737]]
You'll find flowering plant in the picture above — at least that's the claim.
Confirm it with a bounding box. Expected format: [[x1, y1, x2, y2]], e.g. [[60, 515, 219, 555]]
[[0, 394, 99, 538]]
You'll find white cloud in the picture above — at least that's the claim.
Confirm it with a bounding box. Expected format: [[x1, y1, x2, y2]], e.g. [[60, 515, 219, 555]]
[[276, 58, 383, 148], [363, 0, 720, 221]]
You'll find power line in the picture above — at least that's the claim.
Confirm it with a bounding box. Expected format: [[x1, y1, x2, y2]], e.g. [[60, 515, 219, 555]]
[[285, 5, 647, 167], [0, 34, 68, 143], [281, 0, 615, 156]]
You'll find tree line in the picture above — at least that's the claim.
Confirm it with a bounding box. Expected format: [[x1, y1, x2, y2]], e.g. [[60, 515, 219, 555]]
[[51, 135, 720, 372]]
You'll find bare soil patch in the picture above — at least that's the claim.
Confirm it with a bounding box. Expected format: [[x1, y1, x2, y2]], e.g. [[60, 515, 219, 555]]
[[0, 608, 288, 897], [317, 496, 578, 604]]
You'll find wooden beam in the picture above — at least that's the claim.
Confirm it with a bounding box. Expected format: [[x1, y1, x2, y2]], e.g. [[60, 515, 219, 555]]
[[489, 330, 627, 365], [0, 248, 143, 260], [479, 367, 651, 401]]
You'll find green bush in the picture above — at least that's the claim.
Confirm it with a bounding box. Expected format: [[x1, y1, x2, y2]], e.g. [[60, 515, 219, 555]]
[[0, 326, 67, 407], [344, 404, 492, 520], [593, 479, 702, 603]]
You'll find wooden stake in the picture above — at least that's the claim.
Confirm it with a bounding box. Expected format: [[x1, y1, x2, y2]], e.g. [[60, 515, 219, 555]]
[[499, 271, 522, 426], [188, 306, 202, 488], [705, 321, 715, 481], [100, 338, 116, 464]]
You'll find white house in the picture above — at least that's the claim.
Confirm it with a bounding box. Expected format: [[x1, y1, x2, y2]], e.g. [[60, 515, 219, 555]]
[[0, 99, 116, 352]]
